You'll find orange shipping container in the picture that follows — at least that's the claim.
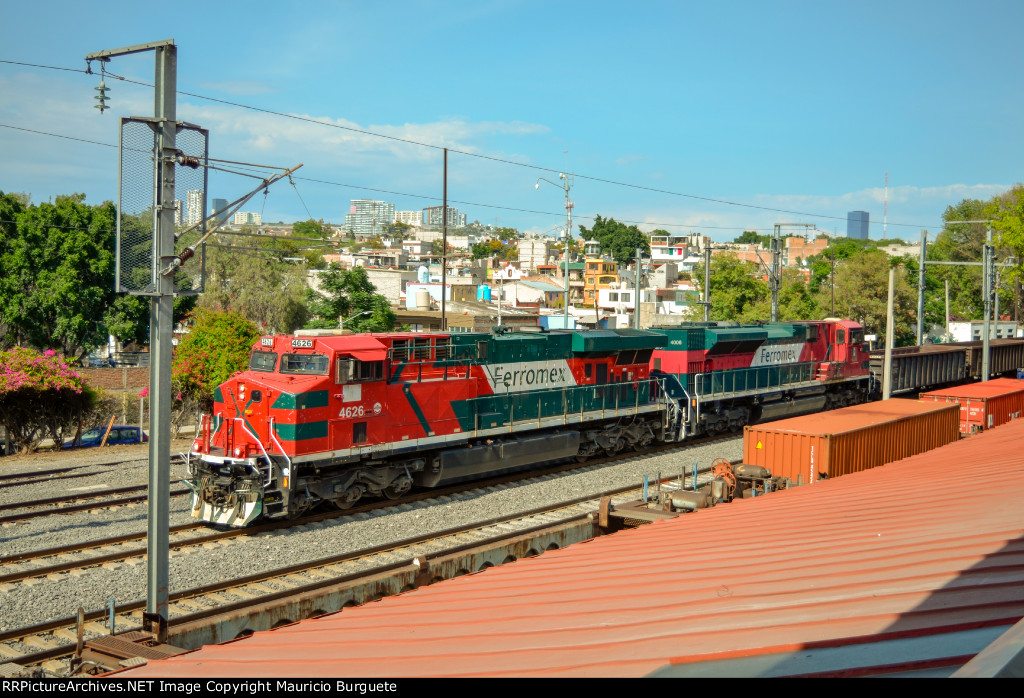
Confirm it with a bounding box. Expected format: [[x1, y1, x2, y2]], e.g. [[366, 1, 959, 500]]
[[743, 400, 960, 484], [919, 377, 1024, 434]]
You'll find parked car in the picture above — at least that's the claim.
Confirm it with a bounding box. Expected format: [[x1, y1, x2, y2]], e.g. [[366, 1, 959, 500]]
[[63, 426, 147, 448]]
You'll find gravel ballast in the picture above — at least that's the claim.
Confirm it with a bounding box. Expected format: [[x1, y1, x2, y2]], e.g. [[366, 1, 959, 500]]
[[0, 436, 743, 633]]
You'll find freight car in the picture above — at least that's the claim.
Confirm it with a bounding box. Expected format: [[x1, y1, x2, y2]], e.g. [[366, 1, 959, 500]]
[[868, 339, 1024, 396], [186, 319, 872, 526]]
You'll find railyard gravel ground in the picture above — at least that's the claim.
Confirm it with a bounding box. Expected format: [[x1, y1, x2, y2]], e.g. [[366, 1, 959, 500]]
[[0, 436, 742, 633]]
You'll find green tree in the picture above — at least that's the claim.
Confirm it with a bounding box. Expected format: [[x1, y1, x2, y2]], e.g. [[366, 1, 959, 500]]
[[199, 242, 309, 334], [929, 198, 989, 323], [578, 215, 650, 265], [304, 264, 396, 332], [988, 184, 1024, 320], [832, 250, 915, 345], [733, 230, 771, 247], [0, 193, 117, 360], [689, 255, 769, 322], [292, 219, 329, 240], [387, 220, 412, 240], [777, 268, 821, 321], [172, 309, 261, 412], [471, 239, 517, 261], [493, 226, 520, 243]]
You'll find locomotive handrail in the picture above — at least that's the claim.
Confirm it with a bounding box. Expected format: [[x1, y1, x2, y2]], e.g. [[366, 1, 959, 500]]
[[234, 418, 273, 487], [694, 362, 818, 400], [268, 417, 292, 476]]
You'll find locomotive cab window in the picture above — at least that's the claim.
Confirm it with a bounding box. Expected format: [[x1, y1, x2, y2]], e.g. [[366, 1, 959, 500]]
[[836, 329, 846, 344], [249, 351, 277, 372], [280, 353, 329, 375]]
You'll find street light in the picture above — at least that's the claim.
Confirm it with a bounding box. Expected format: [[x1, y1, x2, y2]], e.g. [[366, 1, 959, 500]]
[[535, 173, 574, 328], [340, 309, 371, 331]]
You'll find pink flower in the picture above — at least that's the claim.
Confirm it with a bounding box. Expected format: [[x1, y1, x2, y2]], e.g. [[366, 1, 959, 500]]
[[44, 349, 56, 356], [138, 387, 150, 398]]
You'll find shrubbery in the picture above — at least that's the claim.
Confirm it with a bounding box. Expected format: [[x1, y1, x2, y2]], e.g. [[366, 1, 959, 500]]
[[173, 309, 260, 414], [0, 348, 96, 452]]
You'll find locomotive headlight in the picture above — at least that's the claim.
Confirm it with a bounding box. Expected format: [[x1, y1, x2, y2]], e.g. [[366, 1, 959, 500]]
[[233, 446, 243, 457]]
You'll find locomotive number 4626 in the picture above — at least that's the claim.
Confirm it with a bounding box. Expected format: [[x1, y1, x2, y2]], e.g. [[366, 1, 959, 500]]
[[339, 405, 366, 419]]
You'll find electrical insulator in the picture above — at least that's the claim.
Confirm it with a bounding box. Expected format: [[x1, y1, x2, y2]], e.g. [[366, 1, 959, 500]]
[[94, 79, 109, 114]]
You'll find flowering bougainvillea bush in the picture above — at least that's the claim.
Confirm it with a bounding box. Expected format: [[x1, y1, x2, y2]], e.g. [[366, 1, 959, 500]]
[[0, 347, 96, 453], [173, 308, 260, 415]]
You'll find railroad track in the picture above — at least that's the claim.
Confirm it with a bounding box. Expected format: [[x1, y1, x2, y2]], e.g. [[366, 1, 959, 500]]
[[0, 454, 187, 491], [0, 435, 730, 582], [0, 485, 192, 525], [1, 468, 719, 677]]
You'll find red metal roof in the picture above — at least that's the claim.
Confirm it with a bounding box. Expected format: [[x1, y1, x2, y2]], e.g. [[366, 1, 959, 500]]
[[748, 398, 954, 435], [921, 376, 1024, 399], [120, 419, 1024, 678]]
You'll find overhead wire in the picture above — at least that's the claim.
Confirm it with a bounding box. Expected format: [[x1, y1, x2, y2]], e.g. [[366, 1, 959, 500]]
[[0, 58, 946, 231]]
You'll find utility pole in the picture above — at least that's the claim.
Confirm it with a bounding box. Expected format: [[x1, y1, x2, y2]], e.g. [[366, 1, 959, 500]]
[[883, 267, 895, 400], [634, 247, 643, 330], [770, 226, 781, 322], [916, 230, 928, 345], [767, 223, 815, 322], [916, 220, 1012, 379], [703, 244, 711, 322], [944, 279, 950, 342], [535, 173, 573, 328], [87, 39, 177, 642], [441, 148, 447, 332], [983, 225, 992, 381], [830, 241, 835, 316]]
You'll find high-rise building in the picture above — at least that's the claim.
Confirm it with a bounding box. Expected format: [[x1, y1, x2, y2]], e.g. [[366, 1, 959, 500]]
[[210, 198, 229, 225], [186, 189, 204, 227], [422, 206, 466, 228], [345, 200, 395, 237], [173, 199, 183, 226], [847, 211, 870, 239]]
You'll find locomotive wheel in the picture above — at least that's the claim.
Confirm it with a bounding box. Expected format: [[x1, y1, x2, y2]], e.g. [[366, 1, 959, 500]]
[[632, 433, 653, 452], [383, 475, 413, 500], [605, 439, 625, 456]]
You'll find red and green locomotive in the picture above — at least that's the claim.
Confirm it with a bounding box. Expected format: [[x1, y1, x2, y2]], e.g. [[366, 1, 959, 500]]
[[187, 328, 670, 525], [187, 320, 871, 526]]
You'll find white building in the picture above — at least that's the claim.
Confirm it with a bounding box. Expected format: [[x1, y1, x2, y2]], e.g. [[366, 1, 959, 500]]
[[232, 211, 262, 226], [346, 200, 395, 237], [947, 321, 1021, 342], [597, 286, 637, 312], [186, 190, 203, 227], [393, 210, 423, 226], [422, 206, 467, 228], [517, 236, 551, 274]]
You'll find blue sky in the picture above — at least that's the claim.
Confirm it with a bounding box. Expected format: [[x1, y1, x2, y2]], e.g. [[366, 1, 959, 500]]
[[1, 0, 1021, 242]]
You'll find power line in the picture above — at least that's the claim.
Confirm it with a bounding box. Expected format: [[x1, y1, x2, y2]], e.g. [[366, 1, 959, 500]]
[[2, 122, 771, 233], [0, 58, 947, 230]]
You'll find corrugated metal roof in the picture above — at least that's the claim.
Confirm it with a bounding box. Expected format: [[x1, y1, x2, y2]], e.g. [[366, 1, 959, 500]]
[[120, 418, 1024, 678]]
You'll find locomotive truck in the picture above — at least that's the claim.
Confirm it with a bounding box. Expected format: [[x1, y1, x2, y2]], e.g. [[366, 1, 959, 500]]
[[186, 319, 872, 526]]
